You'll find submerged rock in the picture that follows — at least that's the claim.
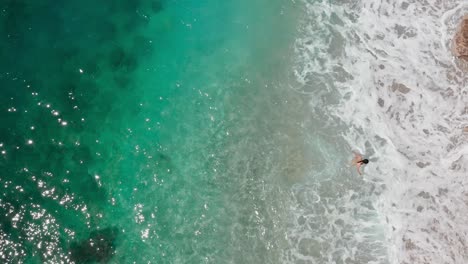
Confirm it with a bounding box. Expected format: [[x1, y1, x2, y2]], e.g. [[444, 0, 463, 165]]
[[151, 1, 164, 13], [108, 47, 137, 72], [69, 227, 119, 263], [155, 152, 173, 175], [452, 15, 468, 60], [391, 81, 411, 94]]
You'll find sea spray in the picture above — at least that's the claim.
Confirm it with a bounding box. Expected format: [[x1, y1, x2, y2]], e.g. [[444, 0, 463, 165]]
[[295, 0, 468, 263]]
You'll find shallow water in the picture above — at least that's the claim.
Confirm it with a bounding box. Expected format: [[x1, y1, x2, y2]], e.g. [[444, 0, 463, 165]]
[[294, 0, 468, 263]]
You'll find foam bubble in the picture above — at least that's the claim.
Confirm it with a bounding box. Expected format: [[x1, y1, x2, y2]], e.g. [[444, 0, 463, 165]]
[[293, 0, 468, 263]]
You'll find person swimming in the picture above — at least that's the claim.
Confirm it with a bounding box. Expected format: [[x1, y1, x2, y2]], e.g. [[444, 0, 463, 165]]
[[351, 153, 369, 175]]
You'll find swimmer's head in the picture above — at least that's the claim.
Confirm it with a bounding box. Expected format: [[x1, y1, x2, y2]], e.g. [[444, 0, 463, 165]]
[[360, 159, 369, 164]]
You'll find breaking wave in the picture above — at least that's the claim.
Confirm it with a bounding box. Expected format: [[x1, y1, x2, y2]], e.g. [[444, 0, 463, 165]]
[[290, 0, 468, 263]]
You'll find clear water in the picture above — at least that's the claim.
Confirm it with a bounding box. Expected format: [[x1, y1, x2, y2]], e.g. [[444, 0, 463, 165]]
[[2, 0, 468, 263], [0, 0, 305, 263]]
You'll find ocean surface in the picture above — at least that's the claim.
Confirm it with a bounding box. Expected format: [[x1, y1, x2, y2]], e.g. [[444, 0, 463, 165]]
[[1, 0, 468, 263]]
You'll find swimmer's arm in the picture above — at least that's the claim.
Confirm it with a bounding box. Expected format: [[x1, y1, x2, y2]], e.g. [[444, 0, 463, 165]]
[[351, 152, 362, 165], [356, 165, 362, 175]]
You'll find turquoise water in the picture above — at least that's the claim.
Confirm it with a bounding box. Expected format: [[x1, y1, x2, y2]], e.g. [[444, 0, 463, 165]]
[[0, 1, 307, 263]]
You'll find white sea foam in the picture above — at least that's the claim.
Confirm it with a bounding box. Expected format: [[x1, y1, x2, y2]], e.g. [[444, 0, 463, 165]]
[[291, 0, 468, 263]]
